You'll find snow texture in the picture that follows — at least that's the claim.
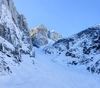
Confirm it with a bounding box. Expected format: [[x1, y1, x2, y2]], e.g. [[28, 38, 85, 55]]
[[0, 48, 100, 88]]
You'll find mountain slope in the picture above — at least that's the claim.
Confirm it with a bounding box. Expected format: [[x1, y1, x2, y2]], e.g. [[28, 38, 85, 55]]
[[0, 0, 35, 75], [0, 0, 100, 88], [0, 48, 100, 88], [44, 24, 100, 74]]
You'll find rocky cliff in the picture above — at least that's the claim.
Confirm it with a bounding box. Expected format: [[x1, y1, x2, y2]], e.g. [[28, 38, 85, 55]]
[[48, 30, 62, 41], [30, 25, 62, 48], [0, 0, 35, 75], [30, 25, 48, 48]]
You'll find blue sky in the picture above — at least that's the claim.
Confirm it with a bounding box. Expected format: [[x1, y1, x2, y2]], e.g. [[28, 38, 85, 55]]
[[13, 0, 100, 37]]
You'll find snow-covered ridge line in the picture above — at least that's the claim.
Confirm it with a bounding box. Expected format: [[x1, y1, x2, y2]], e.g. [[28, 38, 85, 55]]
[[92, 24, 100, 28], [44, 24, 100, 74]]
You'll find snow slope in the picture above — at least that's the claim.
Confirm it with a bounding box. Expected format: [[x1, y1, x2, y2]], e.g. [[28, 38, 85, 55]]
[[44, 25, 100, 74], [0, 48, 100, 88]]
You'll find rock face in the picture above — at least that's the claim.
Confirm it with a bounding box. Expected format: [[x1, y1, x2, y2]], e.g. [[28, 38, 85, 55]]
[[0, 0, 35, 75], [48, 30, 62, 41], [44, 24, 100, 74], [30, 25, 62, 48], [30, 25, 48, 48], [0, 0, 33, 53]]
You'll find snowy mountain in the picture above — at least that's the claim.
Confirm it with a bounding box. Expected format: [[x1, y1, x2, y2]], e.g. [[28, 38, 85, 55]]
[[30, 25, 62, 48], [48, 30, 62, 41], [0, 0, 100, 88], [0, 0, 35, 75], [44, 24, 100, 74]]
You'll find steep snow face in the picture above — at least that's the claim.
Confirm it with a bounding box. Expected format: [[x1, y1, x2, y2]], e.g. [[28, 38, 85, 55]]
[[44, 25, 100, 74], [0, 0, 34, 75], [0, 48, 100, 88]]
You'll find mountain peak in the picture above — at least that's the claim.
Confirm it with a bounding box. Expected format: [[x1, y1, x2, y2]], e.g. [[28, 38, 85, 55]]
[[51, 30, 55, 32], [92, 24, 100, 28], [30, 25, 62, 48], [36, 24, 47, 30]]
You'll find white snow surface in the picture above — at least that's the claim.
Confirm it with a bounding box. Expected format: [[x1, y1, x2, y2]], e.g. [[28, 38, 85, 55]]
[[0, 48, 100, 88]]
